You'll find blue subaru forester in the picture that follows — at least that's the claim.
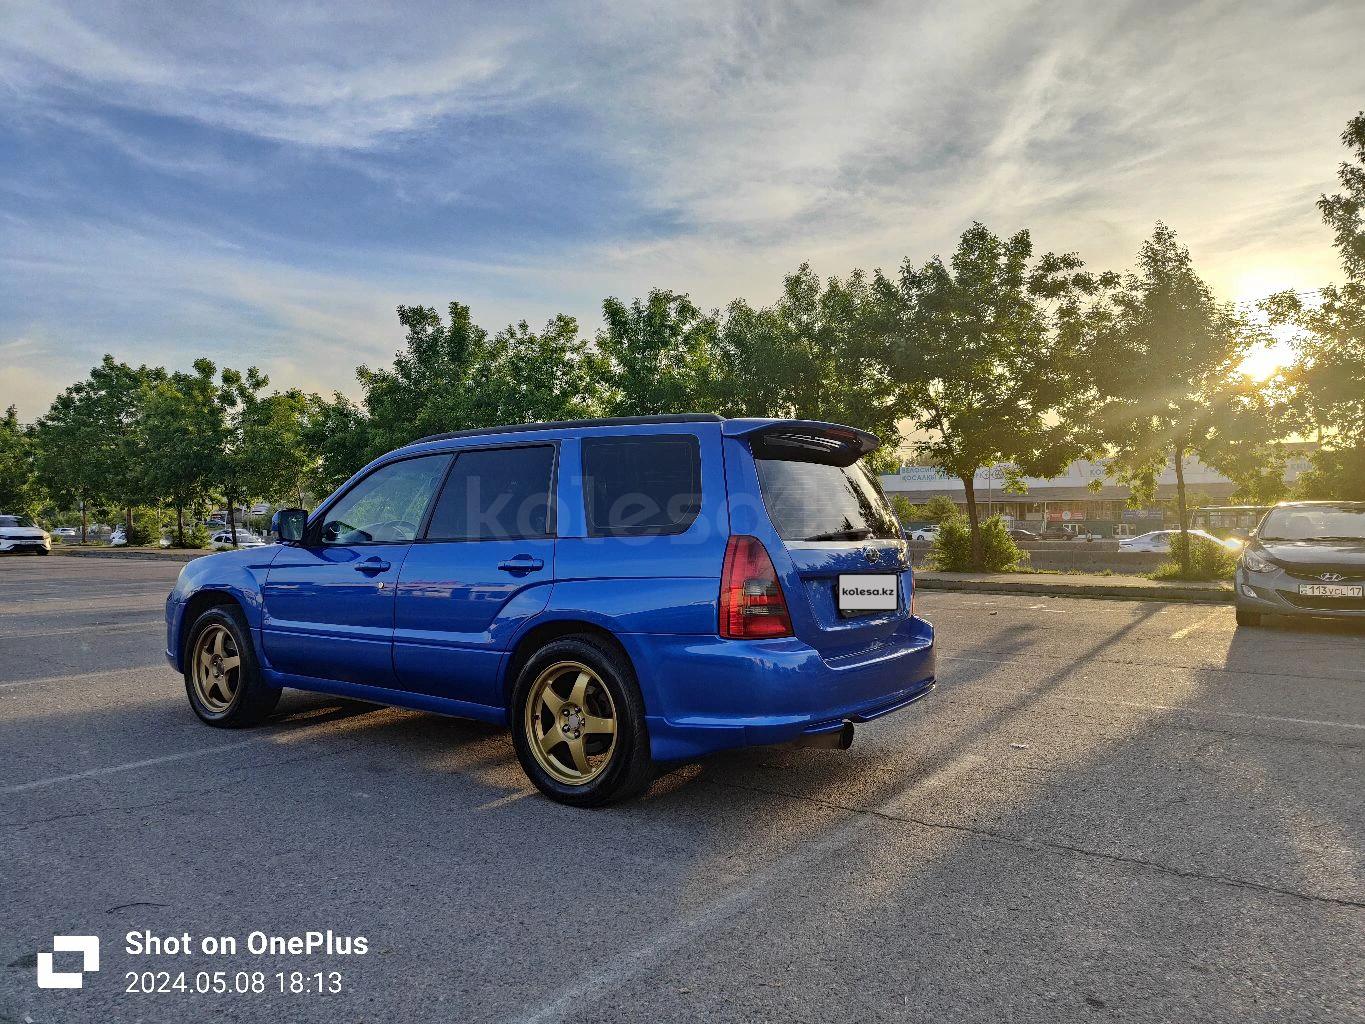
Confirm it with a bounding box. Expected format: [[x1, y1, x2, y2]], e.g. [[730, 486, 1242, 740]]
[[165, 415, 936, 805]]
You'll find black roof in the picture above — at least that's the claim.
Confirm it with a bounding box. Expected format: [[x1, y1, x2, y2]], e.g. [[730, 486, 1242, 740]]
[[412, 413, 723, 446]]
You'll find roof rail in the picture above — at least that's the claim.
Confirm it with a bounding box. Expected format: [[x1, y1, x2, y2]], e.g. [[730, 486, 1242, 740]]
[[411, 413, 724, 446]]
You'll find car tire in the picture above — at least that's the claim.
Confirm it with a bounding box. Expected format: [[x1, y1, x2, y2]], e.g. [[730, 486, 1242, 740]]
[[511, 635, 654, 807], [1234, 606, 1262, 627], [183, 605, 280, 727]]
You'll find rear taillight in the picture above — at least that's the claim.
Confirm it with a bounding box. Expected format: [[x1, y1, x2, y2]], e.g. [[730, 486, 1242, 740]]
[[719, 535, 793, 639]]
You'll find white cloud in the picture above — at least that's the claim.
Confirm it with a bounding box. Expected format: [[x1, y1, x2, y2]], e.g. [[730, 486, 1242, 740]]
[[1, 0, 1363, 416]]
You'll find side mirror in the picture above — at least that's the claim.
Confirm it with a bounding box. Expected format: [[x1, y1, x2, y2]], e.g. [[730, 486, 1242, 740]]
[[271, 508, 308, 544]]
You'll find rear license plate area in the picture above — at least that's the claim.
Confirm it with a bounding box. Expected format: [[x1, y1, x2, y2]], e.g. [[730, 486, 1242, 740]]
[[838, 574, 899, 616]]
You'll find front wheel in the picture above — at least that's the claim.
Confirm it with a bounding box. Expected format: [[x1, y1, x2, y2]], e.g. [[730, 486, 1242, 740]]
[[511, 636, 654, 807], [183, 606, 280, 726]]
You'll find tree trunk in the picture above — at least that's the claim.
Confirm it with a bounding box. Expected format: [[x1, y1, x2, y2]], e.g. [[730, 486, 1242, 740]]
[[176, 503, 185, 547], [1173, 443, 1190, 577], [962, 473, 983, 570], [227, 495, 238, 547], [80, 501, 87, 545], [125, 506, 133, 543]]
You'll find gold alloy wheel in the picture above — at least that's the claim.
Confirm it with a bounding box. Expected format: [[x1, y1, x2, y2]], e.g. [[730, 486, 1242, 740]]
[[523, 660, 618, 786], [191, 623, 241, 714]]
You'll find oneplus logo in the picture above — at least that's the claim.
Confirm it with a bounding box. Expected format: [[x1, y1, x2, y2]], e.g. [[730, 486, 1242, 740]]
[[37, 935, 99, 989]]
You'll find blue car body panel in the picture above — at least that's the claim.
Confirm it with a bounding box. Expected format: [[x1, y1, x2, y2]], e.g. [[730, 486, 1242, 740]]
[[166, 416, 936, 762]]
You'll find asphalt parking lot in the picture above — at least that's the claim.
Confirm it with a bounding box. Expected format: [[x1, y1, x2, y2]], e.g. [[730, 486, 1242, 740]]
[[2, 556, 1362, 1023]]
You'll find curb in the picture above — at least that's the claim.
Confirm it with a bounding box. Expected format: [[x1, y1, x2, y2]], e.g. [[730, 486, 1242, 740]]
[[50, 547, 205, 563], [914, 575, 1233, 604]]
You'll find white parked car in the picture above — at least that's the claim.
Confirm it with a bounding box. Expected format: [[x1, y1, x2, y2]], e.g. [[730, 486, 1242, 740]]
[[108, 527, 127, 546], [52, 526, 79, 539], [209, 530, 267, 550], [909, 525, 940, 541], [1119, 529, 1241, 553], [0, 514, 51, 554]]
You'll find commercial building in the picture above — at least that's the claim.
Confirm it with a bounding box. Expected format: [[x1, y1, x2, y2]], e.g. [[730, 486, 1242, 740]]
[[879, 448, 1314, 537]]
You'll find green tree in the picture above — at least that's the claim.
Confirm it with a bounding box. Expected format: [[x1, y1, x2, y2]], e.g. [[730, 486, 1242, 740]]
[[301, 392, 373, 499], [596, 290, 716, 416], [1090, 224, 1260, 575], [141, 360, 226, 546], [215, 368, 316, 544], [239, 387, 314, 509], [709, 265, 899, 442], [871, 223, 1107, 569], [33, 356, 163, 541], [0, 406, 39, 516], [359, 303, 603, 458], [1267, 112, 1365, 498]]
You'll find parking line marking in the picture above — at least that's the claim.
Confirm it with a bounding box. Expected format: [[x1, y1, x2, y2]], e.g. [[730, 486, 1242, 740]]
[[0, 664, 157, 690], [1, 707, 404, 795], [0, 619, 164, 642], [1169, 610, 1222, 640], [508, 755, 986, 1024], [1, 738, 281, 794], [476, 790, 534, 811], [939, 655, 1365, 730]]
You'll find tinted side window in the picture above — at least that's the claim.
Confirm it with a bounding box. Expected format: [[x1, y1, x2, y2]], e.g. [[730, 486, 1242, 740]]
[[320, 455, 452, 545], [425, 445, 556, 541], [582, 435, 701, 537]]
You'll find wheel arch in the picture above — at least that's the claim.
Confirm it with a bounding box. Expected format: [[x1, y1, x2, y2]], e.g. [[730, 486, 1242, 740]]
[[179, 589, 245, 667], [501, 619, 636, 716]]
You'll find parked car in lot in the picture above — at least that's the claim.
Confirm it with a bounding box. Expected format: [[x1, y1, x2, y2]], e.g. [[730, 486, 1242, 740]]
[[1119, 529, 1240, 553], [1007, 528, 1039, 542], [209, 530, 267, 550], [52, 526, 79, 540], [908, 525, 939, 541], [166, 415, 936, 805], [108, 527, 127, 546], [1235, 501, 1365, 626], [0, 514, 51, 554]]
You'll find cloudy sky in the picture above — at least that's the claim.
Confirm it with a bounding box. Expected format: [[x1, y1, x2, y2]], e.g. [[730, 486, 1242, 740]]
[[2, 0, 1362, 417]]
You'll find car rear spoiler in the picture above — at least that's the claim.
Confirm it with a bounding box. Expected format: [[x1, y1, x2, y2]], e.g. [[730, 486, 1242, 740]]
[[722, 419, 880, 467]]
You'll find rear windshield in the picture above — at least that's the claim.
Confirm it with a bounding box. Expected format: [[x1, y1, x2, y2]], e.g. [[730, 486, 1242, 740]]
[[1259, 505, 1365, 541], [755, 458, 901, 542]]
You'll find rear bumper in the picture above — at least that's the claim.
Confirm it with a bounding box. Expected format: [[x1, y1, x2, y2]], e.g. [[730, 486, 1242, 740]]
[[1236, 568, 1365, 619], [623, 616, 936, 762]]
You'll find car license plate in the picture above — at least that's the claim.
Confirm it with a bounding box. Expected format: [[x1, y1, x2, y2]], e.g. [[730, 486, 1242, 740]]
[[838, 574, 899, 614], [1298, 583, 1364, 598]]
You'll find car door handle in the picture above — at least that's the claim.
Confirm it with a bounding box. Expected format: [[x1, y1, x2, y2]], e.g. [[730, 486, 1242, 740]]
[[355, 557, 391, 574], [498, 556, 545, 575]]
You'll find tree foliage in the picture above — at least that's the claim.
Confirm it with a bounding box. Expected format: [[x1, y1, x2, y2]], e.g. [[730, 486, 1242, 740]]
[[709, 265, 898, 441], [870, 223, 1108, 568], [1088, 223, 1264, 574], [358, 303, 603, 458], [0, 406, 37, 515], [33, 356, 163, 538], [1268, 111, 1365, 499], [140, 360, 226, 544], [596, 291, 715, 417]]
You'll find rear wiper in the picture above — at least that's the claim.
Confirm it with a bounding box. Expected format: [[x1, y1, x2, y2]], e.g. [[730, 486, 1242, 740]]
[[805, 527, 873, 541]]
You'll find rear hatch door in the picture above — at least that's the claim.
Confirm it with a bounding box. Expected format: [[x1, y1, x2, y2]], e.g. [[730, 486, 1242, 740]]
[[733, 421, 913, 660]]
